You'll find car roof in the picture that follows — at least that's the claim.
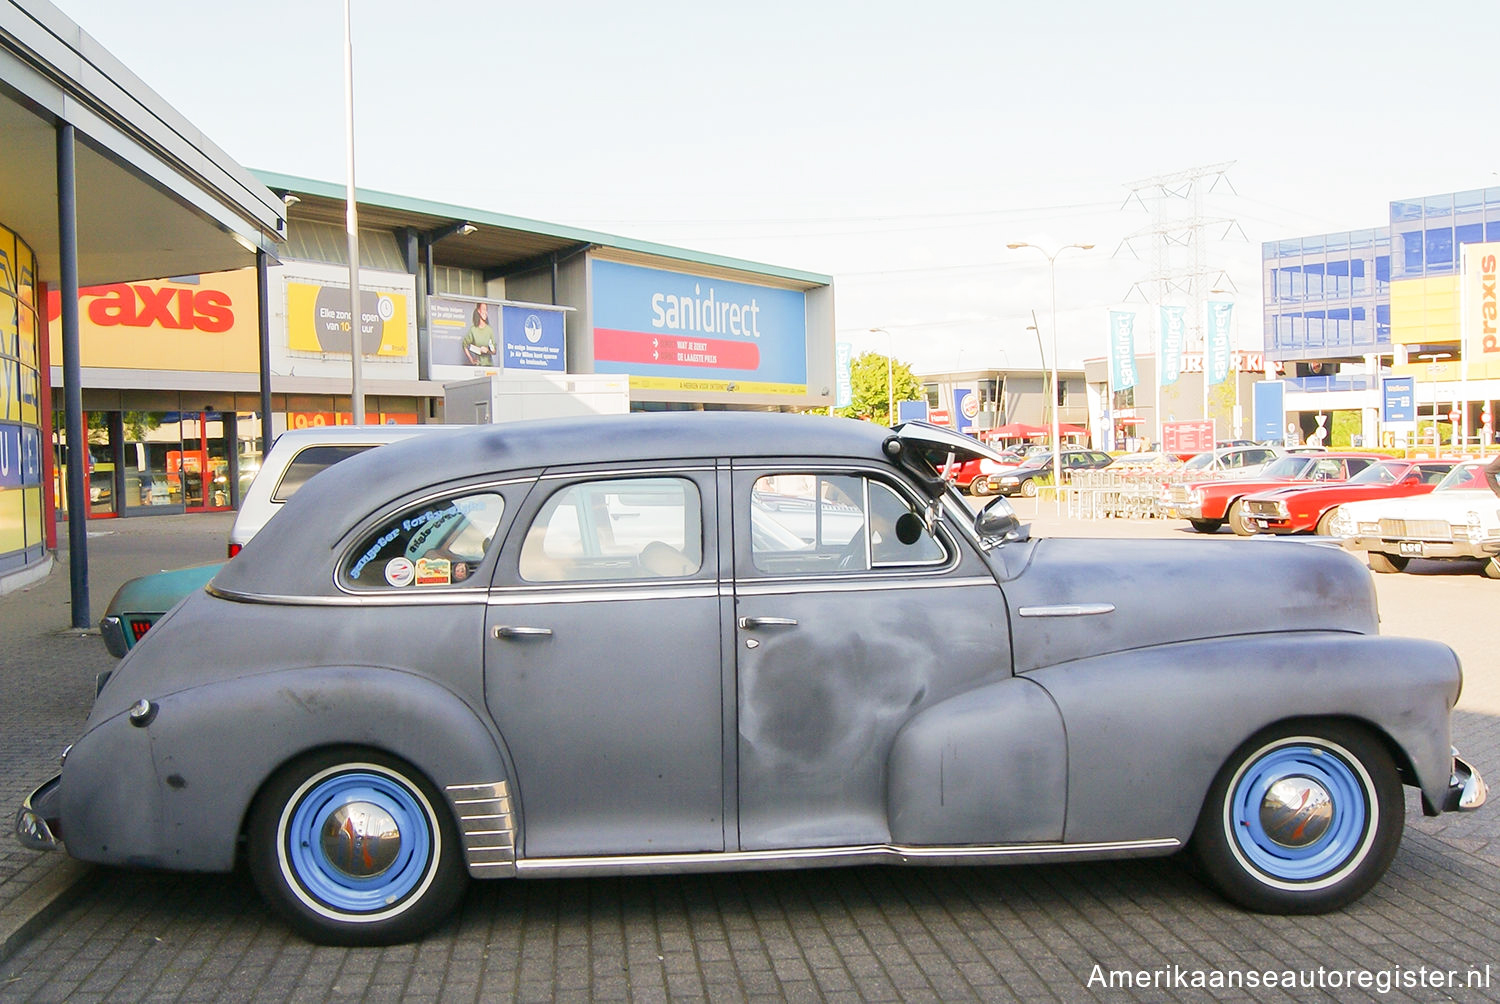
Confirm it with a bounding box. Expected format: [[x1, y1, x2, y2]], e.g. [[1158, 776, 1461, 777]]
[[214, 413, 899, 598]]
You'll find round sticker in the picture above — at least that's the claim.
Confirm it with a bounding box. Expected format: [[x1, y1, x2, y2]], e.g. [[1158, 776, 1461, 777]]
[[384, 556, 415, 587], [377, 294, 396, 321], [524, 313, 543, 343]]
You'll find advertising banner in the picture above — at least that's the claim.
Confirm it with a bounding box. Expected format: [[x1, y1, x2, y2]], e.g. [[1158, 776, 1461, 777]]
[[1158, 305, 1184, 385], [953, 388, 977, 434], [287, 281, 408, 358], [46, 268, 262, 373], [502, 304, 565, 371], [1381, 376, 1415, 423], [835, 342, 852, 408], [1463, 242, 1500, 378], [591, 259, 807, 395], [1253, 379, 1286, 442], [1109, 311, 1137, 391], [1206, 301, 1233, 385], [1163, 419, 1215, 455]]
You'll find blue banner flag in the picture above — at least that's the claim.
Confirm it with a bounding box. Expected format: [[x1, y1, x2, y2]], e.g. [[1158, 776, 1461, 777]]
[[1206, 301, 1233, 386], [1110, 311, 1137, 391], [1158, 305, 1184, 386]]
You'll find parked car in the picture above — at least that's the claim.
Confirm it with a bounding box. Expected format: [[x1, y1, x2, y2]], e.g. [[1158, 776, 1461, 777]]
[[1329, 458, 1500, 576], [1241, 459, 1457, 535], [99, 425, 460, 657], [1179, 444, 1283, 474], [18, 413, 1485, 945], [1163, 452, 1383, 535], [973, 449, 1114, 497]]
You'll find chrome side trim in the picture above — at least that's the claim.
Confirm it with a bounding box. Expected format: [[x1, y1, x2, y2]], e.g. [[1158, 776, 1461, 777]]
[[1017, 603, 1116, 618], [735, 575, 994, 597], [513, 837, 1180, 879], [445, 780, 517, 878], [487, 583, 720, 606], [207, 585, 490, 607], [537, 465, 715, 481]]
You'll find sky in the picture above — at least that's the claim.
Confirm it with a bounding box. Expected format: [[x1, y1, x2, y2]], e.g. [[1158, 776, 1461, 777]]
[[47, 0, 1500, 375]]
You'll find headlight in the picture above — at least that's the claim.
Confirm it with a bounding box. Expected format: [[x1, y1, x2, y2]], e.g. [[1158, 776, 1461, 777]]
[[1189, 489, 1204, 506], [998, 476, 1019, 485]]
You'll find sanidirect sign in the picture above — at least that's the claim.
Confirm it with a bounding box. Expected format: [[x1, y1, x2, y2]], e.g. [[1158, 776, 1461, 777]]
[[590, 259, 807, 395]]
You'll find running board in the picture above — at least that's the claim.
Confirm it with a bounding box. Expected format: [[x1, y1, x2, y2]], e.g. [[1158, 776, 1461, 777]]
[[510, 837, 1181, 880]]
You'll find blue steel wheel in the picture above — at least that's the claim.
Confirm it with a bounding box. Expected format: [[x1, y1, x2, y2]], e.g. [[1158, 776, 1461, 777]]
[[1192, 722, 1403, 914], [248, 748, 467, 945]]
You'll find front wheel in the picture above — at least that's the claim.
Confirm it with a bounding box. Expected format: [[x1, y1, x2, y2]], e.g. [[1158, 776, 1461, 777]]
[[1227, 500, 1255, 537], [1019, 478, 1038, 498], [1367, 551, 1409, 574], [1483, 557, 1500, 579], [970, 479, 990, 497], [1191, 721, 1403, 914], [1314, 508, 1340, 536], [247, 747, 468, 945]]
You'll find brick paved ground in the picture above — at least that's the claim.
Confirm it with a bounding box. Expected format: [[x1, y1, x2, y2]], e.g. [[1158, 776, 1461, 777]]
[[2, 508, 1497, 1002]]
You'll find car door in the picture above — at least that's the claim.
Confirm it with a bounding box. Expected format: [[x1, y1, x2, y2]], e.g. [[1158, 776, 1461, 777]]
[[484, 467, 726, 858], [731, 464, 1021, 851]]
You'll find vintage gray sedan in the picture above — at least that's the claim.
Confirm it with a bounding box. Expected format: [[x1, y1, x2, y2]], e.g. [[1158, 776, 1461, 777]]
[[15, 413, 1487, 945]]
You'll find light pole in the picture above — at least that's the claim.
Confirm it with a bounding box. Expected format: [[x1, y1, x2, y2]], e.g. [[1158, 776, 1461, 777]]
[[1027, 309, 1047, 431], [1418, 352, 1452, 449], [1008, 242, 1094, 511], [869, 327, 894, 425]]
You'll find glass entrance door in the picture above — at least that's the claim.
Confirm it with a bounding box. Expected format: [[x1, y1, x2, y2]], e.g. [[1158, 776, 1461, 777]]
[[181, 411, 232, 512]]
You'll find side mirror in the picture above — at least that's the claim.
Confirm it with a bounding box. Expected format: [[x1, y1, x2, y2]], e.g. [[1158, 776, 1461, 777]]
[[975, 496, 1028, 544]]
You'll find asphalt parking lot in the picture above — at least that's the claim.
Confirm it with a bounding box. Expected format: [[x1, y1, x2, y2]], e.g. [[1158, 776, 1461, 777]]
[[1, 505, 1497, 1003]]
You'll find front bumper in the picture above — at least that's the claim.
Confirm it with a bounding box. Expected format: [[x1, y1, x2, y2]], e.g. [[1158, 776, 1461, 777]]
[[1442, 751, 1488, 813], [14, 773, 63, 850]]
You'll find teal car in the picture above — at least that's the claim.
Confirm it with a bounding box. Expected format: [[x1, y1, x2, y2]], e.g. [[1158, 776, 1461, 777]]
[[100, 562, 224, 657]]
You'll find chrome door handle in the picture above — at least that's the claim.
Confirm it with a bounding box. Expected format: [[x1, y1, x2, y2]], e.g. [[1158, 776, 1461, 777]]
[[737, 616, 798, 629], [492, 625, 553, 639]]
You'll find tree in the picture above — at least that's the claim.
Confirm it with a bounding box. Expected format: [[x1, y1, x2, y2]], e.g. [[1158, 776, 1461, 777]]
[[835, 352, 923, 426]]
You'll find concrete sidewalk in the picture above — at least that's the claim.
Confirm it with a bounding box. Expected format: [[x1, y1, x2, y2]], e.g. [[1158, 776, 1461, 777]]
[[0, 513, 233, 962]]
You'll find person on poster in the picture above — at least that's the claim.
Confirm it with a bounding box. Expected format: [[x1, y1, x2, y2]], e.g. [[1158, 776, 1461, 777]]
[[462, 302, 495, 366]]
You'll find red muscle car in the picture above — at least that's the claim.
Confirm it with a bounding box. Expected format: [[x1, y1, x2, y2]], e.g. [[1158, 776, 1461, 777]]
[[1162, 452, 1383, 535], [1240, 459, 1456, 535]]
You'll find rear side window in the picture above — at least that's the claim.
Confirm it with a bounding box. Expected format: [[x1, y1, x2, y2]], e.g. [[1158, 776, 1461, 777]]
[[271, 445, 375, 502], [341, 492, 505, 589]]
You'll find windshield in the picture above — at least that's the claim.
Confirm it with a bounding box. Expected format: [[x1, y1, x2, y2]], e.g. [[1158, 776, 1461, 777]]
[[1183, 452, 1217, 471], [1435, 464, 1484, 492], [1346, 461, 1401, 486], [1259, 456, 1313, 478]]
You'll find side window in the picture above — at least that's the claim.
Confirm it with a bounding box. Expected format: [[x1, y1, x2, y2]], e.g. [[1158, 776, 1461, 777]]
[[519, 477, 702, 582], [341, 492, 505, 589], [751, 473, 945, 575], [271, 445, 375, 502]]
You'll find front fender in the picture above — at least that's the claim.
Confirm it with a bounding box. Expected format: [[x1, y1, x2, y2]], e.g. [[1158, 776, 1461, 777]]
[[1026, 633, 1461, 844], [59, 665, 512, 873]]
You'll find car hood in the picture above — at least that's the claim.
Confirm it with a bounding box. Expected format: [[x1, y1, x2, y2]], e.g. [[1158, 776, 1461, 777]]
[[994, 537, 1378, 674], [1340, 488, 1500, 520]]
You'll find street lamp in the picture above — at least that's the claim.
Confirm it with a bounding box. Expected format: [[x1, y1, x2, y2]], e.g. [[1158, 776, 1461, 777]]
[[869, 327, 894, 425], [1418, 351, 1452, 448], [1007, 242, 1094, 511], [1027, 310, 1047, 430]]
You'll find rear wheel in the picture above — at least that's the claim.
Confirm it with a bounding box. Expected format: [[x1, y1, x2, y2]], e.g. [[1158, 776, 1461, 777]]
[[1366, 551, 1409, 574], [1192, 721, 1403, 914], [1189, 519, 1223, 533], [247, 747, 467, 945], [1314, 508, 1339, 536]]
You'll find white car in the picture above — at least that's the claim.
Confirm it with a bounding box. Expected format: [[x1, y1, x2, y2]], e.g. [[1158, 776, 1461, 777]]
[[1328, 459, 1500, 577]]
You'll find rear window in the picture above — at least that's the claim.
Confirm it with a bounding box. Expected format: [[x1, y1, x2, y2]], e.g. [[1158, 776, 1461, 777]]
[[271, 445, 376, 502]]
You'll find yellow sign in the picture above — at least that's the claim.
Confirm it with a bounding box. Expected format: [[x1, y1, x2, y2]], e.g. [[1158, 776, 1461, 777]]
[[1464, 241, 1500, 378], [46, 268, 261, 373], [628, 375, 807, 396], [287, 282, 408, 357]]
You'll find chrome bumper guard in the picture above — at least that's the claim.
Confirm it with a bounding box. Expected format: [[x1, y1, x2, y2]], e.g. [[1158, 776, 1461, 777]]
[[1444, 750, 1487, 813], [14, 773, 62, 851], [99, 615, 129, 659]]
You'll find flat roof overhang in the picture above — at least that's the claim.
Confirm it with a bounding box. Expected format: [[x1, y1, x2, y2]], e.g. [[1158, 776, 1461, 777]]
[[0, 1, 285, 286]]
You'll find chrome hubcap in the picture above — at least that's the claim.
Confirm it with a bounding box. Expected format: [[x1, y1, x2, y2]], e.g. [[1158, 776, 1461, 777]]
[[1259, 776, 1333, 847], [319, 800, 402, 878]]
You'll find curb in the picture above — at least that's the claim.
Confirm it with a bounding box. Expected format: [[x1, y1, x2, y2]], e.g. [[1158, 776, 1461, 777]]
[[0, 858, 92, 963]]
